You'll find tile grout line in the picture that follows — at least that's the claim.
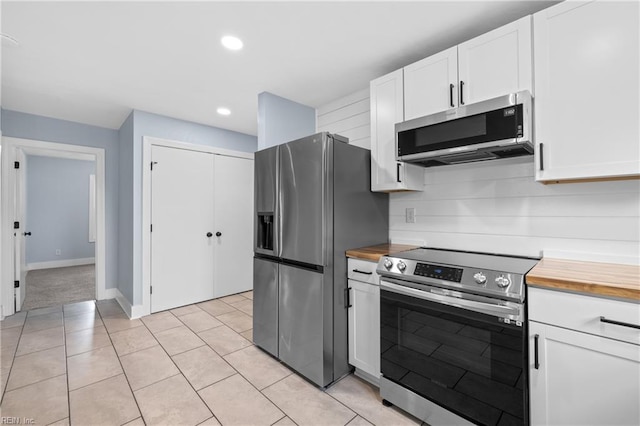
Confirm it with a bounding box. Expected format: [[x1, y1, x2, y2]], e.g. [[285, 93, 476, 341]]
[[96, 301, 148, 426], [145, 309, 222, 425], [64, 302, 72, 425], [0, 312, 28, 406], [194, 332, 289, 424]]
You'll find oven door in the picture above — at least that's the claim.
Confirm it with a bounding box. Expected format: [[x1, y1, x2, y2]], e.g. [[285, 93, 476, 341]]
[[380, 279, 528, 426]]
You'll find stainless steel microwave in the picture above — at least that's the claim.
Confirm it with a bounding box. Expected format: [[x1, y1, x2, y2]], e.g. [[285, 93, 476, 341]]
[[396, 91, 533, 167]]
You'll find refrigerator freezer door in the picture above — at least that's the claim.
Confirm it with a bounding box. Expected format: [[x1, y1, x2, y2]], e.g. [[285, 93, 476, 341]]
[[279, 135, 326, 266], [254, 146, 279, 257], [253, 257, 279, 357], [278, 263, 329, 387]]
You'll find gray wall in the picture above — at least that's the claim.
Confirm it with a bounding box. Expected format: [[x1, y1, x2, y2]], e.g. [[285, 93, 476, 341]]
[[257, 92, 316, 150], [123, 109, 258, 305], [1, 109, 120, 290], [2, 108, 258, 306], [25, 155, 96, 263]]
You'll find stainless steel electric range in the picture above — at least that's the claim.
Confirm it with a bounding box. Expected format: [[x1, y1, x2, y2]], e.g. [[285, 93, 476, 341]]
[[376, 247, 539, 426]]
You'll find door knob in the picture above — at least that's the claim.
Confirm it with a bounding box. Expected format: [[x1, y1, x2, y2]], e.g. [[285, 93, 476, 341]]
[[215, 232, 222, 237], [23, 232, 32, 236], [206, 232, 213, 237]]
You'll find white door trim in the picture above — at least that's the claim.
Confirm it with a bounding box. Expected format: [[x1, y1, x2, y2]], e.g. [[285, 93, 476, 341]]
[[141, 136, 254, 317], [0, 136, 107, 318]]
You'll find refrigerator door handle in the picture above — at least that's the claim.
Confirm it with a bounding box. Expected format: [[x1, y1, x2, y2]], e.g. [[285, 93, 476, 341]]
[[275, 147, 281, 257]]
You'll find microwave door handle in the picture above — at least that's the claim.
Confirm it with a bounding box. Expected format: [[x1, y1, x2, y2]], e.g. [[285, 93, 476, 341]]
[[449, 83, 455, 108]]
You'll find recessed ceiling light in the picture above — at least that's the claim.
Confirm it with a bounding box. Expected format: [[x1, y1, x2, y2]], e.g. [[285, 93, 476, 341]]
[[217, 107, 231, 116], [221, 35, 243, 51]]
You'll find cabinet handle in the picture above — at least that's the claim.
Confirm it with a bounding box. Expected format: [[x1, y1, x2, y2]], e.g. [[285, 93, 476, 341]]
[[534, 334, 540, 369], [600, 316, 640, 330], [396, 163, 402, 183], [449, 83, 455, 108], [459, 80, 465, 105], [345, 287, 352, 308], [353, 269, 373, 275], [539, 143, 544, 171]]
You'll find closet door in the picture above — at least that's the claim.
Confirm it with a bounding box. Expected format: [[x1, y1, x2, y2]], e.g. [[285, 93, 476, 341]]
[[150, 145, 215, 312], [212, 154, 254, 297]]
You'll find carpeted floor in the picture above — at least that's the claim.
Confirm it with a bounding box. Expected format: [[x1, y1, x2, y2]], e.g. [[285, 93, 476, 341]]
[[21, 264, 95, 311]]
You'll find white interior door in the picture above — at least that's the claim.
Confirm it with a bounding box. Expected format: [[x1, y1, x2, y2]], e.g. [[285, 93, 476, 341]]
[[213, 154, 253, 297], [14, 149, 27, 311], [151, 145, 215, 312]]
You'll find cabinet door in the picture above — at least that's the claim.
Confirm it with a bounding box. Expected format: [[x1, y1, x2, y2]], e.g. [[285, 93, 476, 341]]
[[213, 155, 254, 297], [347, 279, 380, 380], [529, 321, 640, 426], [404, 46, 458, 120], [534, 1, 640, 181], [370, 69, 423, 192], [458, 16, 532, 105]]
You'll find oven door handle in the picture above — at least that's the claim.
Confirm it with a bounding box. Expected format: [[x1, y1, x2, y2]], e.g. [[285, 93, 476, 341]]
[[380, 280, 523, 322]]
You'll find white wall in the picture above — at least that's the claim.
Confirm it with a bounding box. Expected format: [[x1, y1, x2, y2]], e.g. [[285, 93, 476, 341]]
[[317, 92, 640, 265], [317, 88, 370, 149], [391, 158, 640, 264]]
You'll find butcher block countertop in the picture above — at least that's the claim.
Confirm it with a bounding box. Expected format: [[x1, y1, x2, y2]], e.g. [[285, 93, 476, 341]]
[[526, 258, 640, 301], [346, 243, 420, 262]]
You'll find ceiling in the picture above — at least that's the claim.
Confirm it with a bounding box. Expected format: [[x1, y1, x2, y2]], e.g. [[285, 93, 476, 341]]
[[1, 1, 558, 137]]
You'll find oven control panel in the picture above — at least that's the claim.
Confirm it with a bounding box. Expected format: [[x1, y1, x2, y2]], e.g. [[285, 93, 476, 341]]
[[414, 263, 463, 283], [377, 254, 529, 303]]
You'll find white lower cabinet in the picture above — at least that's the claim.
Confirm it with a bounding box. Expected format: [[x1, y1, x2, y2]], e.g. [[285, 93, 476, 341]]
[[528, 288, 640, 425], [347, 258, 380, 384]]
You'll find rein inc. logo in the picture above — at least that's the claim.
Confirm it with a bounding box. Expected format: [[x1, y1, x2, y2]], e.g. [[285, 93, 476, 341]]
[[1, 418, 35, 425]]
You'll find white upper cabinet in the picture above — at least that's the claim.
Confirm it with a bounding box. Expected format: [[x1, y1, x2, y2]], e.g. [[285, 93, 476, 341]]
[[534, 0, 640, 182], [370, 69, 424, 192], [404, 47, 458, 120], [457, 16, 532, 105], [403, 17, 532, 121]]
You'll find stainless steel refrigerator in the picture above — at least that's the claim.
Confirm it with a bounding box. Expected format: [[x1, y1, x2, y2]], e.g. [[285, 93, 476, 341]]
[[253, 132, 388, 388]]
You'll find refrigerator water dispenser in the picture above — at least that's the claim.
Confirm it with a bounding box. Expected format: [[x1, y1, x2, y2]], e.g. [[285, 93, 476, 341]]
[[257, 213, 274, 251]]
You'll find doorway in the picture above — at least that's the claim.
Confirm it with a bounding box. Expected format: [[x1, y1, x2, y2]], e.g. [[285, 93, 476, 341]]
[[1, 137, 106, 318], [21, 154, 97, 310]]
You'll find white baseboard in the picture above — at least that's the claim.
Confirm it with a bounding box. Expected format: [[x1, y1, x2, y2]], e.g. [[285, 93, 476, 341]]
[[103, 287, 119, 299], [107, 288, 146, 320], [27, 257, 95, 271]]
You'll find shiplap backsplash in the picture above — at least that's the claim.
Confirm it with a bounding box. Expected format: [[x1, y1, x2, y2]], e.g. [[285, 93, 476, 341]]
[[317, 91, 640, 265], [317, 88, 370, 150]]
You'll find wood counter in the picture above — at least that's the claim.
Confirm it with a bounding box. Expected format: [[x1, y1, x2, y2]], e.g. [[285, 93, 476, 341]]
[[346, 243, 419, 262], [526, 258, 640, 301]]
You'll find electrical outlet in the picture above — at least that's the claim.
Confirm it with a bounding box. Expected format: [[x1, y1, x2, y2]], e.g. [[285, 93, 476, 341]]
[[55, 249, 61, 256], [405, 207, 416, 224]]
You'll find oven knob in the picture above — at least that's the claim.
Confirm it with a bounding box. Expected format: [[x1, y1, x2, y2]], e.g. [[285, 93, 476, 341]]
[[383, 258, 393, 270], [495, 275, 510, 288], [473, 272, 487, 285], [397, 261, 407, 272]]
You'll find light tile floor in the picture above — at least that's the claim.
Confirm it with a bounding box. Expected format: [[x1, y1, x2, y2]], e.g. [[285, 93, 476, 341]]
[[0, 291, 421, 426]]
